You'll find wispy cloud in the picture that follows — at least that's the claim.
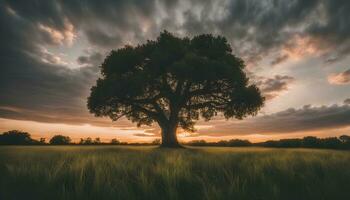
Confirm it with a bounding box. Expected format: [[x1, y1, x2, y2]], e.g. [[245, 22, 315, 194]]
[[328, 69, 350, 85]]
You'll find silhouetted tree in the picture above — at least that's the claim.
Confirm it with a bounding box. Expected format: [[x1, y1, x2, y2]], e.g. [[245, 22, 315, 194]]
[[94, 137, 101, 144], [39, 138, 46, 144], [0, 130, 34, 145], [187, 139, 251, 147], [80, 137, 93, 145], [49, 135, 71, 145], [188, 140, 207, 146], [339, 135, 350, 149], [302, 136, 320, 148], [227, 139, 251, 147], [340, 135, 350, 143], [320, 137, 341, 149], [151, 139, 161, 145], [111, 138, 120, 144], [88, 31, 264, 147]]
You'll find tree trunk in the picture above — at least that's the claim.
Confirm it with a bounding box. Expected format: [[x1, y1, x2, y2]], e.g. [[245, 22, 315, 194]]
[[160, 124, 181, 148]]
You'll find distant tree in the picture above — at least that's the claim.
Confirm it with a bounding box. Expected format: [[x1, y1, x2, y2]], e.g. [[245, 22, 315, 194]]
[[0, 130, 34, 145], [88, 31, 264, 148], [94, 137, 101, 144], [320, 137, 341, 149], [188, 140, 207, 146], [151, 139, 161, 145], [302, 136, 320, 148], [84, 137, 93, 145], [339, 135, 350, 143], [276, 139, 302, 148], [80, 137, 93, 145], [227, 139, 251, 147], [39, 138, 46, 144], [49, 135, 71, 145], [111, 138, 120, 145], [261, 140, 277, 147], [217, 140, 228, 146], [339, 135, 350, 149]]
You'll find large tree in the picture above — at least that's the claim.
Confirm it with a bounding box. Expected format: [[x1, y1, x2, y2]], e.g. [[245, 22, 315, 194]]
[[88, 31, 264, 147]]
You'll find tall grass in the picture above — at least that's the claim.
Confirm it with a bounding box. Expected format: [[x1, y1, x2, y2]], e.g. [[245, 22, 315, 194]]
[[0, 146, 350, 200]]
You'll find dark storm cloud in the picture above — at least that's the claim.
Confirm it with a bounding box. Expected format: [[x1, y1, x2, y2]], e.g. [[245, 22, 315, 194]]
[[306, 0, 350, 61], [0, 3, 100, 125], [4, 0, 350, 60], [199, 103, 350, 136], [1, 0, 350, 129], [77, 52, 103, 66], [345, 99, 350, 105]]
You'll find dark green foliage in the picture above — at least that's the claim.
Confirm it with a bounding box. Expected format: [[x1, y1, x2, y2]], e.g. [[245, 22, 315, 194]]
[[260, 135, 350, 149], [87, 31, 264, 147], [1, 146, 350, 200], [0, 130, 37, 145], [49, 135, 71, 145], [187, 135, 350, 149]]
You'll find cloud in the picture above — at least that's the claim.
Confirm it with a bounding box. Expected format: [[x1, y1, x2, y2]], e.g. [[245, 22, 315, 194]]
[[133, 133, 157, 137], [1, 0, 350, 130], [328, 69, 350, 85], [77, 52, 103, 66], [6, 0, 350, 62], [256, 75, 295, 100], [344, 99, 350, 105], [198, 103, 350, 136], [0, 3, 104, 126], [38, 20, 75, 46], [271, 54, 289, 66]]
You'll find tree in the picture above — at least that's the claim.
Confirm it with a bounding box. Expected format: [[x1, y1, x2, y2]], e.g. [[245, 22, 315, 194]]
[[320, 137, 341, 149], [49, 135, 71, 145], [79, 137, 93, 145], [88, 31, 265, 147], [94, 137, 101, 144], [339, 135, 350, 143], [227, 139, 251, 147], [0, 130, 33, 145], [302, 136, 319, 148], [151, 139, 161, 145], [39, 138, 46, 144], [111, 138, 120, 145]]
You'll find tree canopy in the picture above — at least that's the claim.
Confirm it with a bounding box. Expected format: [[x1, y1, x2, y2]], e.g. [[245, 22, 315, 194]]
[[49, 135, 71, 145], [0, 130, 33, 145], [88, 31, 265, 147]]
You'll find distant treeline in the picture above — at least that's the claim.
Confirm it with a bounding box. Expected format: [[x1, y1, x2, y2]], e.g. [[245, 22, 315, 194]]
[[187, 136, 350, 149], [1, 130, 350, 149], [0, 130, 160, 146]]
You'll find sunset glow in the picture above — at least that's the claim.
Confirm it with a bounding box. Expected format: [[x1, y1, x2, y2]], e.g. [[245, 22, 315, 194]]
[[1, 0, 350, 142]]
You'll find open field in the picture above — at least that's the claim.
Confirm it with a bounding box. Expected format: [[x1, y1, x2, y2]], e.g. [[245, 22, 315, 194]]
[[0, 146, 350, 200]]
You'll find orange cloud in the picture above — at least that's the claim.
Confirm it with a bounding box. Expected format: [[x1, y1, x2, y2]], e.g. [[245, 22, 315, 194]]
[[328, 69, 350, 85], [38, 19, 76, 46], [270, 35, 331, 66]]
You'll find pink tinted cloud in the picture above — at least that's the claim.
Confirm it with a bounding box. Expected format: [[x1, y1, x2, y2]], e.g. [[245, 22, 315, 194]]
[[328, 69, 350, 85]]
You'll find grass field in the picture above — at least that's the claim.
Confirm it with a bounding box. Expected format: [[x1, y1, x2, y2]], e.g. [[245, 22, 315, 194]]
[[0, 146, 350, 200]]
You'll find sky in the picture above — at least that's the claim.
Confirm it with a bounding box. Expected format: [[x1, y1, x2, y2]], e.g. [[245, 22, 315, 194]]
[[1, 0, 350, 143]]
